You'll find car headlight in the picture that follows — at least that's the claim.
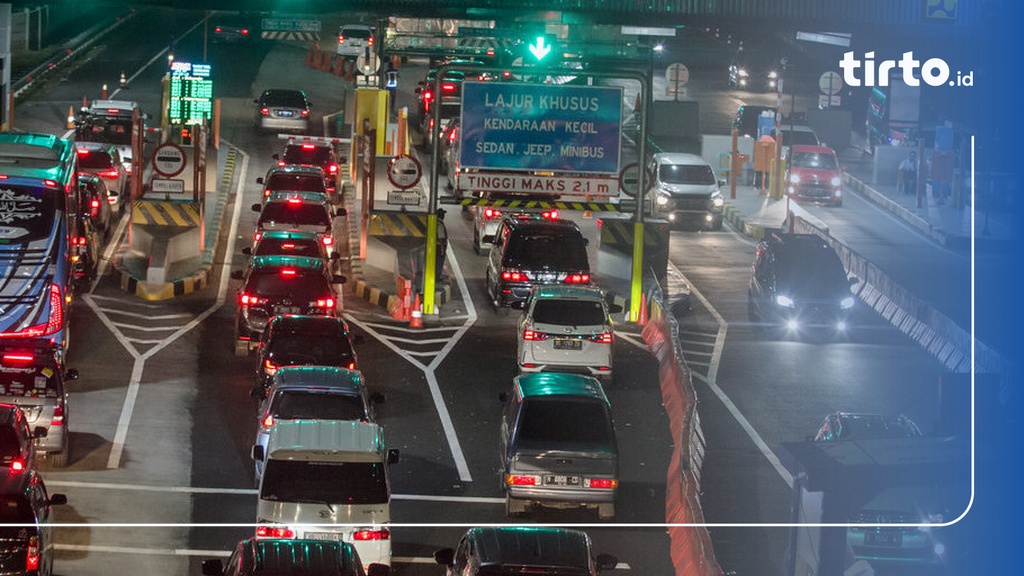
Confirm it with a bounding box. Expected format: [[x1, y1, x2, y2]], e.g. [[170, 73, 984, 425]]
[[738, 68, 748, 77], [776, 295, 795, 307], [840, 296, 855, 309], [831, 176, 842, 187], [768, 70, 778, 79], [789, 173, 801, 184], [656, 194, 669, 206], [711, 192, 724, 208]]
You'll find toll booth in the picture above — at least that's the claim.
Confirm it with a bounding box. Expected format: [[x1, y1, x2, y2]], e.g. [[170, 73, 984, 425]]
[[778, 436, 969, 576]]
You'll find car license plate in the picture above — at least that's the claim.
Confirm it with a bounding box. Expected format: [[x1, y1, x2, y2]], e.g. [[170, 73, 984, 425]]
[[273, 306, 301, 315], [864, 531, 903, 547], [553, 338, 581, 351], [545, 475, 581, 486], [305, 532, 342, 541], [277, 109, 294, 117]]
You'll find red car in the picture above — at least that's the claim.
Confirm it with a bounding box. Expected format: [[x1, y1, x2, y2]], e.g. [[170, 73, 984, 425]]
[[785, 145, 843, 207]]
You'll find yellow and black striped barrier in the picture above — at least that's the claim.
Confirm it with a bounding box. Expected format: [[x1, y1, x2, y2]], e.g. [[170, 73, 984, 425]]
[[599, 219, 670, 249], [133, 200, 202, 227], [368, 212, 430, 238]]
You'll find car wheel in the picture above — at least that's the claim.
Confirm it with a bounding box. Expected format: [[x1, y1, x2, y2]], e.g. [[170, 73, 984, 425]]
[[598, 502, 616, 520], [505, 494, 528, 518], [51, 443, 69, 468]]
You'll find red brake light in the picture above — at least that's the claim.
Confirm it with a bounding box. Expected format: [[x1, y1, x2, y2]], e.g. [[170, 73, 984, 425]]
[[588, 332, 613, 344], [287, 197, 302, 205], [11, 459, 23, 472], [241, 29, 249, 35], [50, 405, 64, 427], [99, 169, 121, 179], [502, 270, 529, 282], [91, 199, 101, 209], [302, 143, 316, 150], [281, 243, 296, 250], [507, 475, 538, 486], [215, 26, 222, 32], [256, 526, 295, 539], [522, 330, 548, 341], [321, 236, 333, 246], [240, 293, 267, 306], [260, 107, 270, 116], [367, 36, 374, 46], [586, 478, 617, 489], [261, 413, 274, 427], [484, 208, 501, 219], [328, 164, 338, 173], [315, 298, 335, 308], [423, 90, 433, 101], [71, 236, 87, 246], [338, 35, 346, 44], [25, 536, 38, 571], [542, 210, 558, 220], [441, 82, 456, 93], [280, 268, 297, 277], [76, 149, 90, 156], [301, 110, 310, 117], [254, 231, 263, 242], [347, 362, 356, 370], [564, 273, 590, 284], [353, 528, 389, 541], [2, 353, 34, 364]]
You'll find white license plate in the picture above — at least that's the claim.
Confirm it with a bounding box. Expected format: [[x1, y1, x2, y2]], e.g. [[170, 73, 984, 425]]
[[553, 338, 581, 351], [277, 110, 294, 117], [864, 531, 903, 547], [305, 532, 343, 541], [274, 306, 301, 315], [545, 475, 581, 486]]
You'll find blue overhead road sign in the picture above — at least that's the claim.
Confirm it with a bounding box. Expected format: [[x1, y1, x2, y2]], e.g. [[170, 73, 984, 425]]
[[460, 82, 622, 174]]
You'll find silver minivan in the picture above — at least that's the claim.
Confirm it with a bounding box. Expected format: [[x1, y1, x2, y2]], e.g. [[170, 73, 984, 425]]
[[251, 420, 399, 567], [0, 343, 77, 467], [499, 372, 618, 519]]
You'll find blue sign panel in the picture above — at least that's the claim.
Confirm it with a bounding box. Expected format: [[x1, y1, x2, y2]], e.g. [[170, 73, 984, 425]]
[[459, 82, 622, 174]]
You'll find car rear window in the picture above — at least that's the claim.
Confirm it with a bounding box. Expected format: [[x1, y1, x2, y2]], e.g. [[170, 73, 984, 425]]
[[270, 390, 366, 421], [266, 174, 327, 193], [260, 460, 388, 504], [262, 91, 307, 108], [248, 271, 331, 301], [504, 228, 588, 270], [259, 202, 331, 228], [0, 184, 59, 242], [516, 398, 614, 451], [659, 163, 715, 185], [341, 27, 372, 40], [0, 365, 60, 398], [0, 428, 22, 467], [255, 237, 322, 258], [532, 299, 606, 326], [76, 151, 115, 170], [267, 333, 354, 366], [282, 147, 333, 166], [78, 119, 132, 146]]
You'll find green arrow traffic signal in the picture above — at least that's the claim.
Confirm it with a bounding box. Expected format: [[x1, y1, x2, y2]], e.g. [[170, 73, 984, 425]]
[[528, 36, 551, 60]]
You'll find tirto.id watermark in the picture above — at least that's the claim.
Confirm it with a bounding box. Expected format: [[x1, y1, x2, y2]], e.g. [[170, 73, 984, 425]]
[[840, 51, 973, 87]]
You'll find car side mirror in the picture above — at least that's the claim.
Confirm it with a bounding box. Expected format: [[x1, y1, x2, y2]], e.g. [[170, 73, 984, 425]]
[[251, 203, 262, 212], [718, 178, 728, 187], [498, 391, 508, 403], [332, 274, 347, 285], [251, 445, 265, 462], [256, 177, 264, 184], [334, 208, 347, 217], [49, 494, 68, 506], [595, 554, 619, 571], [242, 247, 252, 256], [387, 449, 400, 464], [32, 426, 47, 439], [202, 559, 225, 576], [230, 270, 244, 280], [434, 548, 455, 567], [65, 368, 79, 381], [366, 564, 390, 576], [370, 392, 385, 404]]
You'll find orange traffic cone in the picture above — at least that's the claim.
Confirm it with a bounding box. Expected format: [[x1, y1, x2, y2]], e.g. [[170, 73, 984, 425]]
[[66, 106, 75, 130], [637, 292, 648, 326], [81, 94, 88, 109], [409, 293, 423, 328]]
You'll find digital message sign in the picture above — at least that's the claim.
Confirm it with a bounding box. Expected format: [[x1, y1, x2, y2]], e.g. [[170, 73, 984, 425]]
[[169, 61, 213, 125]]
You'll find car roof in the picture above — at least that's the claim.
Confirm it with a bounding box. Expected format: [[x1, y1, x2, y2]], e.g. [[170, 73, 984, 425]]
[[274, 366, 364, 393], [829, 412, 922, 440], [764, 232, 829, 250], [264, 190, 330, 204], [468, 527, 592, 568], [790, 145, 835, 155], [266, 419, 384, 457], [284, 139, 333, 150], [266, 165, 324, 176], [503, 217, 581, 232], [269, 315, 348, 332], [256, 230, 322, 242], [514, 373, 608, 403], [244, 537, 359, 572], [652, 152, 710, 166], [531, 285, 605, 301], [249, 255, 326, 272]]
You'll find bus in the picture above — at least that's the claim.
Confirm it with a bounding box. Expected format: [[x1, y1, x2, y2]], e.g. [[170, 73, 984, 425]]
[[0, 133, 81, 358]]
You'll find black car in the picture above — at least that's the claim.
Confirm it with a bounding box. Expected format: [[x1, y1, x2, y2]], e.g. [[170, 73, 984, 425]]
[[230, 256, 345, 357], [747, 233, 858, 335], [274, 141, 342, 194], [484, 218, 591, 311], [0, 469, 67, 576], [256, 164, 328, 202], [203, 538, 389, 576], [0, 405, 45, 473], [435, 527, 617, 576], [253, 315, 362, 397]]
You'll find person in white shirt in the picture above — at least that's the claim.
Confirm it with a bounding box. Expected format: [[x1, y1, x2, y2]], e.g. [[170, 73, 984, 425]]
[[898, 151, 917, 195]]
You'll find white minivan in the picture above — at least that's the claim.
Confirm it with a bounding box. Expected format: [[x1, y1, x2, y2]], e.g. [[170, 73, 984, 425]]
[[251, 420, 399, 567]]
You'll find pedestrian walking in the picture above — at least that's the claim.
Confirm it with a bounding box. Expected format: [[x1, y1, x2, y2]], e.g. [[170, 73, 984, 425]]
[[898, 151, 917, 195]]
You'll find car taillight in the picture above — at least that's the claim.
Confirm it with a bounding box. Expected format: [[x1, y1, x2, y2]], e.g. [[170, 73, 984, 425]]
[[242, 29, 249, 35], [347, 362, 356, 370], [90, 198, 101, 216], [502, 270, 529, 282], [256, 526, 295, 539], [315, 298, 335, 308], [263, 189, 271, 198], [338, 35, 346, 44], [25, 536, 38, 571], [280, 268, 297, 277], [0, 284, 62, 338], [254, 231, 263, 242], [542, 210, 558, 220], [99, 169, 120, 179], [240, 293, 267, 306], [11, 459, 24, 471], [328, 164, 338, 174], [261, 414, 274, 428], [441, 82, 456, 93], [71, 236, 87, 246], [76, 149, 90, 157], [260, 107, 270, 116], [263, 360, 277, 377], [564, 273, 590, 284], [585, 478, 618, 489], [506, 475, 539, 486], [423, 90, 433, 102], [301, 110, 310, 117], [287, 197, 302, 205], [353, 528, 389, 541], [51, 404, 64, 427], [367, 36, 374, 46], [1, 353, 34, 365], [321, 236, 333, 246], [215, 26, 223, 32], [522, 329, 548, 341], [588, 332, 613, 344], [302, 143, 315, 150], [484, 208, 502, 219]]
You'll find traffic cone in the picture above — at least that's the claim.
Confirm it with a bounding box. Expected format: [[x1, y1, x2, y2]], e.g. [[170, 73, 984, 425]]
[[409, 293, 423, 328], [66, 106, 75, 130], [101, 84, 108, 99], [637, 292, 648, 326], [119, 70, 127, 88], [81, 94, 88, 110]]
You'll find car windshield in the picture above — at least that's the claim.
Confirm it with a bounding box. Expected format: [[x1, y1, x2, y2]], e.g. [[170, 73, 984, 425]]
[[283, 147, 332, 166], [266, 174, 326, 193], [532, 299, 606, 326], [260, 460, 388, 504], [0, 183, 59, 242], [248, 271, 331, 301], [258, 203, 331, 228], [835, 416, 921, 440], [775, 246, 849, 297], [262, 91, 307, 108], [659, 164, 716, 185], [267, 333, 354, 366], [779, 130, 818, 146], [77, 151, 115, 170], [270, 390, 367, 421], [791, 152, 837, 170], [255, 237, 322, 258], [504, 229, 589, 270], [515, 398, 614, 451], [0, 428, 22, 467]]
